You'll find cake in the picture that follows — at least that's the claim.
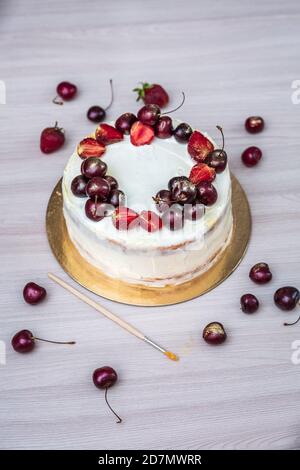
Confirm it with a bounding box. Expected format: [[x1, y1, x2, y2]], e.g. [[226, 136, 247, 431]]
[[62, 113, 233, 287]]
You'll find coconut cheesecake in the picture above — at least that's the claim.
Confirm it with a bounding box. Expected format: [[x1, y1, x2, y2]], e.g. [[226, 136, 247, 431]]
[[62, 118, 232, 287]]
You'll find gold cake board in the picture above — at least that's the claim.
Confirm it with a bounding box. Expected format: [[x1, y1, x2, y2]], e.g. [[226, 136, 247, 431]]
[[46, 174, 251, 306]]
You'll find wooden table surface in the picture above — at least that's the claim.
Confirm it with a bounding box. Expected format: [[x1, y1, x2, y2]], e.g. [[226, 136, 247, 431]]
[[1, 0, 300, 450]]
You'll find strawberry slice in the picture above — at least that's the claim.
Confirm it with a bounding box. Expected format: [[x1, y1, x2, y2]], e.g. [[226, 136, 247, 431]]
[[139, 210, 162, 233], [188, 131, 214, 162], [130, 121, 154, 146], [189, 163, 216, 184], [77, 137, 106, 159], [95, 124, 123, 145], [112, 207, 139, 231]]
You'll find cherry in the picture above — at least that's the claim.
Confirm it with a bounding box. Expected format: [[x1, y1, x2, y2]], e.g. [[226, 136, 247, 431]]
[[197, 182, 218, 206], [40, 122, 65, 154], [86, 177, 110, 201], [12, 329, 75, 353], [203, 322, 227, 345], [87, 79, 114, 123], [71, 175, 88, 197], [249, 262, 272, 284], [162, 204, 184, 231], [274, 287, 300, 312], [105, 175, 118, 191], [115, 113, 137, 134], [184, 203, 205, 221], [93, 366, 121, 423], [23, 282, 46, 305], [173, 123, 193, 143], [241, 146, 262, 167], [155, 116, 173, 139], [85, 199, 106, 222], [205, 126, 227, 174], [53, 81, 77, 104], [240, 294, 259, 314], [245, 116, 264, 134], [153, 189, 173, 213], [108, 189, 125, 207], [168, 176, 197, 204], [137, 92, 185, 127], [81, 157, 107, 179]]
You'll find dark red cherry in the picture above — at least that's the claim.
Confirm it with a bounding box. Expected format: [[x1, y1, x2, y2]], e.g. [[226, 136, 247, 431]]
[[105, 175, 118, 191], [71, 175, 88, 197], [249, 263, 272, 284], [153, 189, 173, 213], [168, 176, 197, 204], [12, 329, 75, 353], [173, 123, 192, 143], [137, 104, 161, 126], [87, 106, 106, 123], [115, 113, 137, 134], [86, 177, 110, 200], [245, 116, 264, 134], [93, 366, 122, 423], [155, 116, 173, 139], [85, 199, 106, 222], [205, 150, 227, 173], [56, 81, 77, 101], [162, 204, 184, 231], [81, 157, 107, 179], [203, 322, 227, 345], [184, 203, 205, 221], [274, 287, 300, 311], [23, 282, 46, 305], [241, 146, 262, 167], [108, 189, 125, 207], [240, 294, 259, 314], [197, 182, 218, 206]]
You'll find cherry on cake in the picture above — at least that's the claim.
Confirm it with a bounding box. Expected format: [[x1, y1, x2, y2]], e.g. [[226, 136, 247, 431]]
[[62, 108, 233, 287]]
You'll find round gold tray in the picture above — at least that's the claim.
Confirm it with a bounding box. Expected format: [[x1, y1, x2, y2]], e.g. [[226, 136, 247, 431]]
[[46, 174, 251, 306]]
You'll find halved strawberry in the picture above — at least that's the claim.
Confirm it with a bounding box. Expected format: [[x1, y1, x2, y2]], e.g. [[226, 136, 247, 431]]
[[95, 124, 123, 145], [187, 131, 214, 162], [139, 210, 162, 233], [189, 163, 216, 184], [77, 137, 106, 159], [112, 207, 139, 231], [130, 121, 154, 146]]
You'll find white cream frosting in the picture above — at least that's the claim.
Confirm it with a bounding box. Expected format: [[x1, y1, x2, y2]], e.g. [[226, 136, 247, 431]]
[[62, 124, 233, 286]]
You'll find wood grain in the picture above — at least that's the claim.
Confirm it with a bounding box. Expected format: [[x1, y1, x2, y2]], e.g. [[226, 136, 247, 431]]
[[0, 0, 300, 450]]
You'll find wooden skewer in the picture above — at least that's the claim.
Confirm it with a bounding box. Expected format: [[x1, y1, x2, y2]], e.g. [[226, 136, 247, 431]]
[[48, 273, 179, 362]]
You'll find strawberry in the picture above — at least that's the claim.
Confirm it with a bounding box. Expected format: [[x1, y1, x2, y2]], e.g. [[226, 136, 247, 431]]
[[77, 137, 106, 159], [189, 163, 216, 185], [112, 207, 139, 231], [139, 210, 162, 233], [130, 121, 154, 146], [187, 131, 214, 162], [95, 123, 123, 145], [40, 122, 65, 154], [133, 82, 169, 108]]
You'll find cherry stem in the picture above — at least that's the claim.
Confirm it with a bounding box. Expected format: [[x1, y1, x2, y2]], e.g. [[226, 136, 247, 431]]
[[216, 125, 225, 152], [104, 79, 114, 111], [283, 314, 300, 326], [162, 91, 185, 116], [105, 387, 122, 423], [32, 336, 76, 345], [52, 96, 63, 106]]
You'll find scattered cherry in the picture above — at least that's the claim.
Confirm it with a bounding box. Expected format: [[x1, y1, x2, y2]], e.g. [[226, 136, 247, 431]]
[[108, 189, 125, 207], [161, 204, 184, 231], [93, 366, 121, 423], [23, 282, 46, 305], [40, 122, 65, 154], [85, 198, 106, 222], [205, 126, 227, 174], [153, 189, 173, 213], [71, 175, 88, 197], [86, 177, 110, 201], [245, 116, 264, 134], [197, 182, 218, 206], [240, 294, 259, 314], [155, 116, 173, 139], [203, 322, 227, 345], [241, 146, 262, 167], [184, 203, 205, 221], [168, 176, 197, 204], [53, 81, 77, 104], [105, 175, 118, 191], [12, 329, 75, 353], [249, 263, 272, 284], [274, 286, 300, 311], [81, 157, 107, 179], [173, 123, 193, 143], [87, 79, 114, 123], [115, 113, 137, 134]]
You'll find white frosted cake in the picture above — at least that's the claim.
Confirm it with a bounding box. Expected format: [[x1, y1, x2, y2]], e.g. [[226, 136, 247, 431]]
[[62, 116, 232, 287]]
